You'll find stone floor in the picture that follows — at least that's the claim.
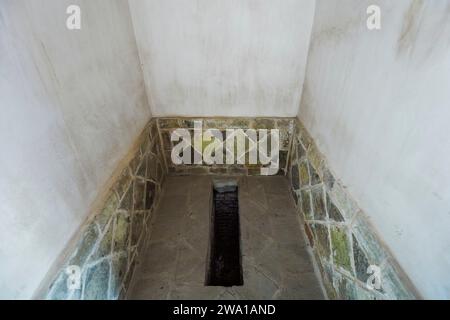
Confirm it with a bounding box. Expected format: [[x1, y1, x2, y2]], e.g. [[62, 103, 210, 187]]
[[128, 175, 324, 299]]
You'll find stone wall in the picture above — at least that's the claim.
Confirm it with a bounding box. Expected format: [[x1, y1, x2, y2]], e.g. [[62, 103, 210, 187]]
[[157, 117, 294, 176], [289, 120, 419, 299], [44, 116, 418, 300], [45, 119, 166, 299]]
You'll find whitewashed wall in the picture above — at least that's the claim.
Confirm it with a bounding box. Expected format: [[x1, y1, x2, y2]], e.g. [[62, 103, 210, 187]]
[[299, 0, 450, 299], [0, 0, 150, 298], [129, 0, 315, 117]]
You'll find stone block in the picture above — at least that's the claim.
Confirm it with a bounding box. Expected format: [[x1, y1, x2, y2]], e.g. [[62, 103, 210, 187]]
[[334, 272, 358, 300], [350, 213, 387, 264], [113, 213, 130, 253], [309, 162, 321, 186], [158, 118, 179, 129], [119, 185, 133, 211], [311, 223, 331, 259], [133, 178, 146, 211], [297, 142, 306, 160], [92, 220, 113, 260], [311, 186, 327, 221], [298, 159, 310, 186], [326, 193, 344, 222], [300, 189, 313, 220], [68, 223, 100, 267], [83, 259, 110, 300], [352, 235, 370, 283], [94, 193, 118, 231], [381, 259, 416, 299], [114, 167, 132, 199], [330, 226, 353, 273], [254, 118, 275, 129], [161, 130, 172, 150]]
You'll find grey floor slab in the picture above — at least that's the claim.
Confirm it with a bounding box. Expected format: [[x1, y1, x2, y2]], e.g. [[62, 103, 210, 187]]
[[129, 175, 324, 300]]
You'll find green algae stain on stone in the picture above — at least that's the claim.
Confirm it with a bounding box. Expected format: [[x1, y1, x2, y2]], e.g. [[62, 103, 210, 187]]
[[298, 160, 310, 186], [330, 226, 352, 273], [311, 186, 326, 221], [113, 213, 130, 252], [300, 189, 313, 220], [95, 194, 118, 231], [92, 220, 114, 260]]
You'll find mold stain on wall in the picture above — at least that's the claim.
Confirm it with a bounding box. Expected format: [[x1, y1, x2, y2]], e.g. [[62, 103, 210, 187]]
[[397, 0, 425, 58]]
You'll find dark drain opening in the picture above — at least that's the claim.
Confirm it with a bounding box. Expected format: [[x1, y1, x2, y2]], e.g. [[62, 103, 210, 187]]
[[206, 181, 243, 286]]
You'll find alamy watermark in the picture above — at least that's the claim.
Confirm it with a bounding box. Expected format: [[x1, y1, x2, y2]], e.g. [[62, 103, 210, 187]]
[[66, 4, 381, 32], [66, 5, 81, 30], [170, 121, 280, 175], [367, 5, 381, 30], [65, 265, 81, 291], [366, 264, 382, 291]]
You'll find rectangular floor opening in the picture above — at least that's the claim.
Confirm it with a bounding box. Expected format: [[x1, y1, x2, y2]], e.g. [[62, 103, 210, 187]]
[[206, 181, 243, 286]]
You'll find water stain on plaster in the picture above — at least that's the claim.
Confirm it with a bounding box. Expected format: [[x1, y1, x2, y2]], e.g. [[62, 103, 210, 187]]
[[310, 2, 364, 50], [397, 1, 450, 63], [397, 0, 425, 57]]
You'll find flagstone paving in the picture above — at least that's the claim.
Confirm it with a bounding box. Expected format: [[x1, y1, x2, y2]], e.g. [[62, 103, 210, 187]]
[[128, 175, 324, 299]]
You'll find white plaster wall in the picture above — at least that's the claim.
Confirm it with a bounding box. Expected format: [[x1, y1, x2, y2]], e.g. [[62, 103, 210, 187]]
[[299, 0, 450, 299], [129, 0, 315, 117], [0, 0, 150, 299]]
